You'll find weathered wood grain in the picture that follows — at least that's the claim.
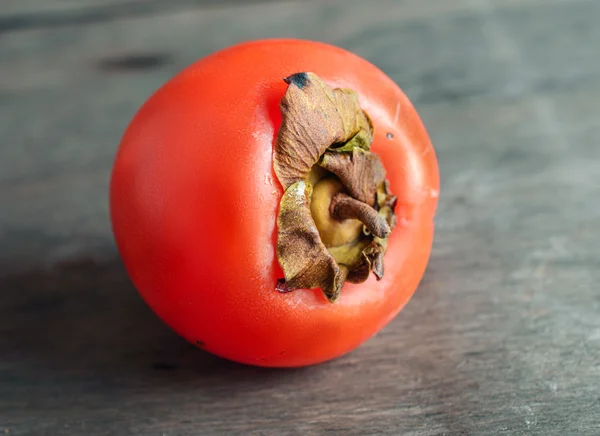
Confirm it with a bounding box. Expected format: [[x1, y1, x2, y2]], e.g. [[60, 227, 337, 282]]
[[1, 0, 599, 434]]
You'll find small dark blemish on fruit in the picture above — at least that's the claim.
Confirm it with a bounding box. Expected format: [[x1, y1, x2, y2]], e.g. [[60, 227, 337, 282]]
[[283, 72, 310, 89], [195, 340, 205, 348], [386, 132, 394, 139]]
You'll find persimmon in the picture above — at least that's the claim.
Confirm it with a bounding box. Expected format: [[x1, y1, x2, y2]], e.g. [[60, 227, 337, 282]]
[[110, 39, 439, 367]]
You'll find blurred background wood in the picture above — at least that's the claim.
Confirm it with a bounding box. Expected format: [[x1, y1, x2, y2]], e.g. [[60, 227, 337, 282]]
[[1, 0, 599, 434]]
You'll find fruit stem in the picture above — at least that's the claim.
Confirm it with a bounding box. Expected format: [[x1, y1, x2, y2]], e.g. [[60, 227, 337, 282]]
[[330, 192, 390, 239]]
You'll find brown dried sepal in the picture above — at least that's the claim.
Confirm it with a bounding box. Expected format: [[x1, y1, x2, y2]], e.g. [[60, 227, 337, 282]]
[[347, 241, 385, 283], [339, 180, 397, 285], [273, 72, 397, 302], [273, 72, 373, 190], [320, 148, 386, 206], [275, 181, 348, 302]]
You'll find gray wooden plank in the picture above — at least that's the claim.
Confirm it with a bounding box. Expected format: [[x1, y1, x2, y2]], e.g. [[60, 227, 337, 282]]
[[0, 0, 278, 26], [1, 0, 599, 434]]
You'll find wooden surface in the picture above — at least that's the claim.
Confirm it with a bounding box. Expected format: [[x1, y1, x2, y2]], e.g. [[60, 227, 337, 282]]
[[2, 0, 600, 434]]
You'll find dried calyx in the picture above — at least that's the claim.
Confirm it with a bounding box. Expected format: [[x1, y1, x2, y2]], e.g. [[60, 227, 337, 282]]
[[273, 72, 397, 302]]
